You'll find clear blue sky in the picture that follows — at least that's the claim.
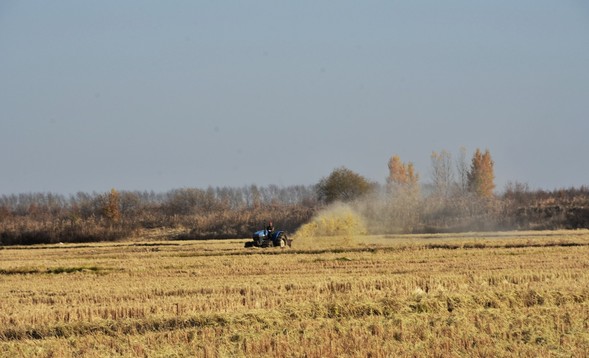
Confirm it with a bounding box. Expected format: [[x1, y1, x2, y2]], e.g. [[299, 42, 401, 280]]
[[1, 1, 588, 195]]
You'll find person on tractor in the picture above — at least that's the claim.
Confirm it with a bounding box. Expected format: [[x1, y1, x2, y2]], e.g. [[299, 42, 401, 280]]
[[257, 221, 274, 246]]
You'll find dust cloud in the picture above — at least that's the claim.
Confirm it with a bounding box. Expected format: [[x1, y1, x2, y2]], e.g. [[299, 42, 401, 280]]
[[291, 203, 367, 247]]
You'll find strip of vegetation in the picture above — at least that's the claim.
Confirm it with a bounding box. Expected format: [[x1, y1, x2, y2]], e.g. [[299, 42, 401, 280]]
[[0, 226, 130, 246], [425, 241, 588, 250], [0, 266, 115, 276], [167, 239, 589, 259], [0, 314, 231, 341], [2, 242, 183, 251]]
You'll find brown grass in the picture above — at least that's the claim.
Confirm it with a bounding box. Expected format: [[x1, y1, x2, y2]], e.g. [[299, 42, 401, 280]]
[[1, 230, 589, 356]]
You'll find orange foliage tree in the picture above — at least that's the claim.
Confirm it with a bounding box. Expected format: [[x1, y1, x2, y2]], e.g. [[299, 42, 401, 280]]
[[387, 155, 419, 191], [467, 149, 495, 198], [385, 155, 421, 232]]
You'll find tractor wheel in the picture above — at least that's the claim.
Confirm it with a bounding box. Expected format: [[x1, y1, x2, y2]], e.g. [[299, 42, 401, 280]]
[[279, 233, 288, 248], [244, 241, 254, 248]]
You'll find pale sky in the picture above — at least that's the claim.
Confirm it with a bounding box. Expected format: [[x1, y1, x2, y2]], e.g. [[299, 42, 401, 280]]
[[1, 1, 588, 195]]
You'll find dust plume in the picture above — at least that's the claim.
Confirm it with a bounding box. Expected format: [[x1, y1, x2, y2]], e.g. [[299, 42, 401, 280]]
[[291, 203, 367, 247]]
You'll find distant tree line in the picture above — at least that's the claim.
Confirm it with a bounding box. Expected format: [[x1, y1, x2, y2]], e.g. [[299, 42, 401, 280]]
[[317, 148, 589, 234], [0, 185, 317, 245], [1, 148, 588, 245]]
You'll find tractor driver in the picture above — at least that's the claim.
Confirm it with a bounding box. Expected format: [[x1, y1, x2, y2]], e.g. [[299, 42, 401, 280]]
[[266, 221, 274, 237]]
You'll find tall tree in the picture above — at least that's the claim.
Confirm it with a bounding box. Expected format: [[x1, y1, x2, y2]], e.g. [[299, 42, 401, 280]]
[[316, 167, 375, 204], [387, 155, 419, 191], [467, 149, 495, 198], [456, 146, 469, 194], [385, 155, 421, 232], [430, 150, 454, 198], [388, 155, 407, 185], [102, 188, 121, 223]]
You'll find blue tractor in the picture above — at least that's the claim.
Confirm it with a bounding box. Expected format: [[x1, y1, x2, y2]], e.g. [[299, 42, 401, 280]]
[[244, 228, 291, 248]]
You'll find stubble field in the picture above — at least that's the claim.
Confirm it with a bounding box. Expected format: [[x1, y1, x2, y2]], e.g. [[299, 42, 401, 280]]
[[1, 230, 589, 357]]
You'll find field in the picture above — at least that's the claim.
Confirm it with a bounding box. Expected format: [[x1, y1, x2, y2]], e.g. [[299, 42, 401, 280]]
[[1, 230, 589, 357]]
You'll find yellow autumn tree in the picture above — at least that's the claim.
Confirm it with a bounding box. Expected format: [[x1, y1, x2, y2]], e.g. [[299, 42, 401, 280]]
[[467, 149, 495, 198], [387, 155, 419, 192], [386, 155, 420, 232]]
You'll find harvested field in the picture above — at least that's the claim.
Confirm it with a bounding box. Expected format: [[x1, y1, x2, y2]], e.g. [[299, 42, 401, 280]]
[[1, 230, 589, 357]]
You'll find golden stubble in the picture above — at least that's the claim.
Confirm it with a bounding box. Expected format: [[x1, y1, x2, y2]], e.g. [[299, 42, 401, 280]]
[[1, 230, 589, 357]]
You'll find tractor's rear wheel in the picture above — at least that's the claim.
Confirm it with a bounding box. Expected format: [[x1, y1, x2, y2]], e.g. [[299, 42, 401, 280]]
[[278, 233, 288, 248]]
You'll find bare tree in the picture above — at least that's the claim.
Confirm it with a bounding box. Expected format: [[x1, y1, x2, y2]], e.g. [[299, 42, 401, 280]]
[[430, 150, 454, 198], [102, 188, 121, 223], [456, 146, 469, 194]]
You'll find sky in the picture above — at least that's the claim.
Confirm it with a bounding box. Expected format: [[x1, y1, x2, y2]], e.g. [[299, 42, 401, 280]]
[[1, 1, 588, 195]]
